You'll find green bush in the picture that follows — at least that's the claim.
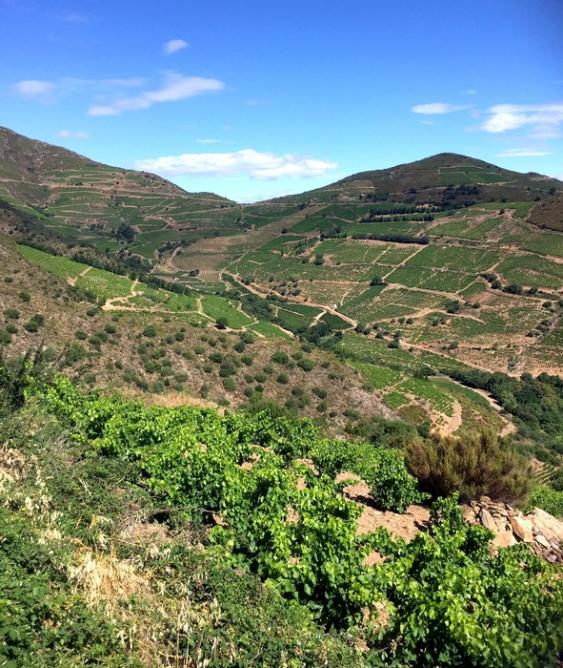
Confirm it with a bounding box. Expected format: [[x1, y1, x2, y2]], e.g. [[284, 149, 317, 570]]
[[525, 485, 563, 518], [23, 314, 44, 333], [272, 351, 289, 365], [142, 324, 157, 338], [297, 357, 315, 372], [223, 377, 237, 391], [370, 496, 563, 667], [406, 430, 530, 502], [4, 308, 20, 320]]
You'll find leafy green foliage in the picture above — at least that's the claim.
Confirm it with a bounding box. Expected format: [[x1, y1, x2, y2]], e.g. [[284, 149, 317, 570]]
[[525, 485, 563, 518], [371, 496, 563, 667], [37, 377, 420, 623], [0, 508, 130, 667], [451, 370, 563, 460]]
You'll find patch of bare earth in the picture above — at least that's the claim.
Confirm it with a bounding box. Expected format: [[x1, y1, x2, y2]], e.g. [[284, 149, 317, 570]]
[[336, 472, 430, 558]]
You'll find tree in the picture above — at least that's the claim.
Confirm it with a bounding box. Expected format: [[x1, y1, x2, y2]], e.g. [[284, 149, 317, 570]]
[[115, 223, 135, 243]]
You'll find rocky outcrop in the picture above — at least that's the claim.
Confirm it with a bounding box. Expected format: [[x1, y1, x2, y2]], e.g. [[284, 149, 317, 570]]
[[463, 497, 563, 563]]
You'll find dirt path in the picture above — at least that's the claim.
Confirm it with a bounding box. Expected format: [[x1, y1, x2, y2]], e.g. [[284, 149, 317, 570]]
[[159, 245, 182, 273], [67, 265, 92, 287], [312, 309, 327, 325], [224, 271, 358, 328], [382, 245, 426, 280], [438, 400, 463, 436], [448, 381, 517, 437]]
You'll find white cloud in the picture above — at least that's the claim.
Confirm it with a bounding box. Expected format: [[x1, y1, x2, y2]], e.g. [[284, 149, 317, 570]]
[[163, 39, 189, 55], [134, 149, 337, 180], [57, 130, 90, 139], [14, 79, 55, 99], [482, 104, 563, 135], [196, 138, 222, 144], [464, 89, 477, 96], [411, 102, 469, 115], [497, 148, 551, 157], [88, 72, 224, 116]]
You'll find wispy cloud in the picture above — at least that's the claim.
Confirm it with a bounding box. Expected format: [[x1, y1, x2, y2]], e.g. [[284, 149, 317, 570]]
[[196, 138, 222, 144], [57, 129, 89, 139], [163, 39, 189, 55], [88, 72, 224, 116], [411, 102, 470, 115], [482, 103, 563, 136], [14, 79, 55, 99], [496, 148, 551, 158], [13, 77, 146, 103], [464, 89, 477, 96], [134, 149, 337, 180], [61, 11, 93, 24]]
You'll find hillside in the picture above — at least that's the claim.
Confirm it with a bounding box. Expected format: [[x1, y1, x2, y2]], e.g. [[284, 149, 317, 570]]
[[0, 126, 239, 260], [273, 153, 563, 206], [1, 129, 563, 667], [1, 126, 562, 463]]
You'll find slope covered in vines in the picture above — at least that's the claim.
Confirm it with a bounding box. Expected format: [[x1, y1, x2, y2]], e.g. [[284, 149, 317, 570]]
[[1, 371, 557, 667]]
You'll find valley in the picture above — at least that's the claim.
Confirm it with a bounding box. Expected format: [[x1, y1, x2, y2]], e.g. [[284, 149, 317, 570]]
[[1, 129, 562, 668], [1, 127, 562, 459]]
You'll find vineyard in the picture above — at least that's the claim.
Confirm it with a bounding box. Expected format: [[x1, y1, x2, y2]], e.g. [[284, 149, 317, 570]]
[[1, 370, 558, 666]]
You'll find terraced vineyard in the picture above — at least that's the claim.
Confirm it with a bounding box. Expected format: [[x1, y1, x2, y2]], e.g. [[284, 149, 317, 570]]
[[2, 129, 562, 451]]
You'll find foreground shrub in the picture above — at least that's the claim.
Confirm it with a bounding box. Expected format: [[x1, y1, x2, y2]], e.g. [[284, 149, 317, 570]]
[[5, 370, 563, 666], [406, 430, 530, 502]]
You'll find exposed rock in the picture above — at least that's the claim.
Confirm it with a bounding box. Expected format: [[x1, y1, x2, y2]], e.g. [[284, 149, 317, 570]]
[[464, 498, 562, 564], [535, 534, 550, 549], [526, 508, 563, 545], [491, 529, 516, 549], [480, 507, 497, 532], [510, 516, 533, 543]]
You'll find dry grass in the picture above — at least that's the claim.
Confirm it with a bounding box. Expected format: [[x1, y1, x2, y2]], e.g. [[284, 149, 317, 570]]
[[69, 548, 150, 611]]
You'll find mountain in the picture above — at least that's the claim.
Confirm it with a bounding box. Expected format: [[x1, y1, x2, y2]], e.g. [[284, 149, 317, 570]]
[[273, 153, 563, 207], [0, 126, 239, 259]]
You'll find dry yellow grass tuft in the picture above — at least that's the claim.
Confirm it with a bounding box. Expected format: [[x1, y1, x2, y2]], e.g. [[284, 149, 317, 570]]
[[69, 549, 149, 611]]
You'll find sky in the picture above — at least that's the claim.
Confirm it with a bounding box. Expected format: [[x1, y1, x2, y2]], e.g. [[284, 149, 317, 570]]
[[1, 0, 562, 202]]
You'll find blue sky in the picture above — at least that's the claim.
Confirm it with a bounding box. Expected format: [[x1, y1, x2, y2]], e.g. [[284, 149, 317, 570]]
[[1, 0, 562, 201]]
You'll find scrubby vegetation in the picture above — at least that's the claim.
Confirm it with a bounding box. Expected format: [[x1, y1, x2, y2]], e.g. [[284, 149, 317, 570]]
[[451, 369, 563, 460], [406, 430, 530, 502], [0, 352, 561, 666]]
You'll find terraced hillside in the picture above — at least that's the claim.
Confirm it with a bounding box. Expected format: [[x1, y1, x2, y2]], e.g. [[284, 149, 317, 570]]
[[0, 126, 240, 259], [274, 152, 562, 206], [2, 128, 562, 462]]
